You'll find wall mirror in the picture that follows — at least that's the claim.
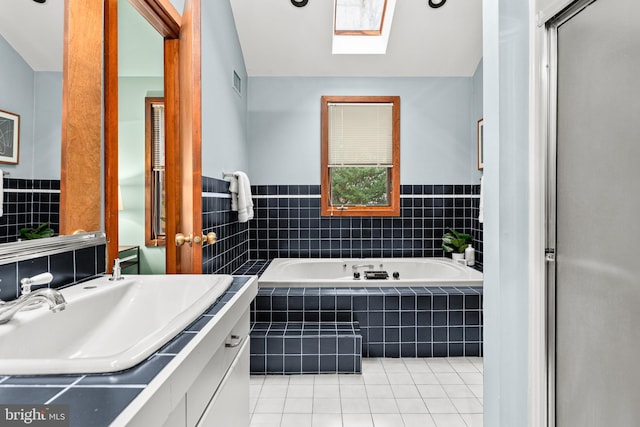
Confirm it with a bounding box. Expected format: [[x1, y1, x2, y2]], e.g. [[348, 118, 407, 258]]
[[0, 0, 64, 244], [0, 0, 104, 254]]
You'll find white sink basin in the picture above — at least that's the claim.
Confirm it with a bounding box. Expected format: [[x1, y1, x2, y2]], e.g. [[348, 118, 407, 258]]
[[0, 274, 233, 375]]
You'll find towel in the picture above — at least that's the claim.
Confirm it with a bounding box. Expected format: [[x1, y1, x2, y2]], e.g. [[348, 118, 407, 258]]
[[230, 171, 254, 223], [478, 175, 484, 224]]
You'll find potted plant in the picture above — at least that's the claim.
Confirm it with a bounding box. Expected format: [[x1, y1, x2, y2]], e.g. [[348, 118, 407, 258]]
[[441, 228, 473, 261], [19, 222, 54, 240]]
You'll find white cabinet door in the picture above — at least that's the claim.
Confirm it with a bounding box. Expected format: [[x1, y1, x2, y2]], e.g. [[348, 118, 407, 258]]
[[197, 338, 250, 427]]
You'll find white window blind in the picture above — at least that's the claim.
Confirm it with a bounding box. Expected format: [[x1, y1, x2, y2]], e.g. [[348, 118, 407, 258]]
[[328, 103, 393, 167], [151, 103, 165, 239], [152, 104, 165, 170]]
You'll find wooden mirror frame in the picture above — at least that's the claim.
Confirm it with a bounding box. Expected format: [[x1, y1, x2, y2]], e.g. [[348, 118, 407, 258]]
[[60, 0, 103, 236]]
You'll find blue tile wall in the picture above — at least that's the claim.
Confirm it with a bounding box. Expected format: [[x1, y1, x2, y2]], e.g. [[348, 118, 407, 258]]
[[0, 178, 60, 244], [250, 322, 362, 375], [249, 184, 483, 271], [202, 176, 250, 274], [201, 180, 484, 273], [251, 286, 483, 358], [0, 243, 106, 302]]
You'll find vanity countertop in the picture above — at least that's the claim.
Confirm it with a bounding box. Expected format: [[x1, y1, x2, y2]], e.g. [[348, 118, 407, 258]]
[[0, 275, 256, 427]]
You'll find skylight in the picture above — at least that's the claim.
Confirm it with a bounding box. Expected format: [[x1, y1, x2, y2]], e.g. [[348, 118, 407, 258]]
[[334, 0, 387, 36], [332, 0, 396, 55]]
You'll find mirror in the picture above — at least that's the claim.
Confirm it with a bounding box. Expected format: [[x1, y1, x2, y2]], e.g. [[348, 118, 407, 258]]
[[0, 0, 63, 244]]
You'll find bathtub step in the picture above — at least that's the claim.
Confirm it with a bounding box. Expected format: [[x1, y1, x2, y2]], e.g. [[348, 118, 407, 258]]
[[249, 322, 362, 375]]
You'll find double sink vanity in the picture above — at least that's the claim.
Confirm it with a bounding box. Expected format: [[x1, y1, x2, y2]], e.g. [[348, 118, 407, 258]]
[[0, 265, 258, 426]]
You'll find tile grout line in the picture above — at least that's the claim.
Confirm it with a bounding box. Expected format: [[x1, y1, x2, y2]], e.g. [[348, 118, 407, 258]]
[[44, 375, 85, 405]]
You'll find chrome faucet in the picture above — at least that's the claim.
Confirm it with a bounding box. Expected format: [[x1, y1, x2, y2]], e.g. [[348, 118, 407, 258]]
[[0, 288, 66, 324]]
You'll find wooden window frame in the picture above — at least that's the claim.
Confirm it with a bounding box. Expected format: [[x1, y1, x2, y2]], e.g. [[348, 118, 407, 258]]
[[321, 95, 400, 217], [145, 97, 166, 246], [333, 0, 388, 36]]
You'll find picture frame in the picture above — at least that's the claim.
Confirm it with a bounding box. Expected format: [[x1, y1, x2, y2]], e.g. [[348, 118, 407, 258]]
[[0, 110, 20, 164], [477, 118, 484, 170]]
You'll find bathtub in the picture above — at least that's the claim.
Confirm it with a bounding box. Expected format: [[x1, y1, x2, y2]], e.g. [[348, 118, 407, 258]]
[[258, 257, 483, 288]]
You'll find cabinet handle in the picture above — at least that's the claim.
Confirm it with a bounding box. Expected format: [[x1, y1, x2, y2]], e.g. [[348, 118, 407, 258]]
[[225, 334, 243, 348]]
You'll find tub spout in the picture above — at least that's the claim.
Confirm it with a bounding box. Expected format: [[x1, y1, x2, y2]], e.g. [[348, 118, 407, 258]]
[[0, 288, 67, 325]]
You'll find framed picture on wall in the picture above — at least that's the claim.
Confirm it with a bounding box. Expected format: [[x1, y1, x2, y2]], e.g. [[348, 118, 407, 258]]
[[477, 118, 484, 170], [0, 110, 20, 164]]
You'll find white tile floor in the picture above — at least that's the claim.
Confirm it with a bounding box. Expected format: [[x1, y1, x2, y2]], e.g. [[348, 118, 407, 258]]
[[250, 357, 483, 427]]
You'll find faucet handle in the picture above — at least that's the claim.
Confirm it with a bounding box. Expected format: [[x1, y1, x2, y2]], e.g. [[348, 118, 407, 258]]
[[20, 272, 54, 294]]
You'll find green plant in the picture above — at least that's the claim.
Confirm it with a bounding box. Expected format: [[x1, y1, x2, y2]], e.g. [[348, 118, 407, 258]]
[[19, 222, 54, 240], [441, 228, 473, 253]]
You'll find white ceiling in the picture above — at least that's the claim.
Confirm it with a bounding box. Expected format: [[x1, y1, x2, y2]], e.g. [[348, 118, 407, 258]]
[[0, 0, 64, 72], [230, 0, 483, 77], [0, 0, 482, 77]]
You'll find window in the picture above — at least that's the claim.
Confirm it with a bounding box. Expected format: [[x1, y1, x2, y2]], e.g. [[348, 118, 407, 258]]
[[334, 0, 388, 36], [145, 97, 166, 246], [321, 96, 400, 217]]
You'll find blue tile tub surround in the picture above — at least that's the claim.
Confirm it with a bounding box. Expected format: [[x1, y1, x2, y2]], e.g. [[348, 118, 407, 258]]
[[234, 259, 272, 276], [0, 178, 61, 244], [250, 322, 362, 375], [0, 276, 251, 427], [251, 286, 483, 358], [0, 243, 106, 302], [202, 176, 250, 274], [249, 184, 483, 271]]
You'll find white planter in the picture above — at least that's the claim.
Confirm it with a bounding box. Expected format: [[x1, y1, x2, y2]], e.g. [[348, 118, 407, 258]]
[[451, 252, 465, 262]]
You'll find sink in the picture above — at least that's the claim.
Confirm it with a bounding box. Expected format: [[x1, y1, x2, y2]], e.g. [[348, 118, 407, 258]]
[[0, 274, 233, 375]]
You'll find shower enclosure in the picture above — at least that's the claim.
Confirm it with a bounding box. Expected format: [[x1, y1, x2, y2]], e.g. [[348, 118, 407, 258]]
[[547, 0, 640, 424]]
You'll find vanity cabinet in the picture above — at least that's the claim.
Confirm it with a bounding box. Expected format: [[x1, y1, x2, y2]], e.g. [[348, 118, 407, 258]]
[[117, 277, 257, 427], [161, 309, 250, 427], [196, 339, 250, 426]]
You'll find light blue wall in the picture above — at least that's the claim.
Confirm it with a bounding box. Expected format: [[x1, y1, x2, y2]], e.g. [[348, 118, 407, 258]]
[[471, 59, 483, 169], [0, 34, 62, 180], [118, 77, 165, 274], [33, 72, 62, 180], [117, 0, 165, 274], [118, 0, 164, 78], [201, 0, 248, 178], [247, 77, 482, 185], [0, 34, 35, 178], [169, 0, 185, 14], [482, 0, 530, 425]]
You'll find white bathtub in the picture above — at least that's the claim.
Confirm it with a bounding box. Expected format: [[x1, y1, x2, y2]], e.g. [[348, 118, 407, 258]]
[[258, 257, 483, 288]]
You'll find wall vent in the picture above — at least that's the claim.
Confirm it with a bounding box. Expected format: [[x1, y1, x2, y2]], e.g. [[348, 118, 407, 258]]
[[233, 70, 242, 96]]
